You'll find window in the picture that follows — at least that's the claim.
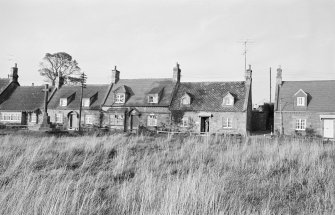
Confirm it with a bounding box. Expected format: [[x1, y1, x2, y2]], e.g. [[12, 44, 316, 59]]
[[295, 119, 306, 130], [82, 98, 90, 107], [115, 94, 125, 103], [182, 117, 188, 127], [60, 98, 67, 106], [31, 113, 37, 123], [297, 97, 305, 106], [110, 114, 124, 125], [181, 96, 190, 105], [55, 113, 63, 123], [85, 115, 94, 125], [148, 95, 158, 103], [147, 115, 157, 126], [223, 97, 233, 106], [0, 112, 21, 122], [223, 117, 233, 128]]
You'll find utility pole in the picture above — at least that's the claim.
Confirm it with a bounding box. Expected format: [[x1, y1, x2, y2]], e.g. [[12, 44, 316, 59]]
[[78, 72, 87, 132], [280, 98, 283, 135], [270, 67, 272, 103]]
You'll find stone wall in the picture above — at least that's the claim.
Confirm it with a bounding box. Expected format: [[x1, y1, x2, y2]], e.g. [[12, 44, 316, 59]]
[[173, 111, 247, 135], [274, 111, 335, 136]]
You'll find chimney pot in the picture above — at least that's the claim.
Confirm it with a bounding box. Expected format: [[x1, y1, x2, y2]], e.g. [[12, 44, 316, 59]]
[[173, 63, 181, 83], [10, 63, 19, 83], [111, 66, 120, 84]]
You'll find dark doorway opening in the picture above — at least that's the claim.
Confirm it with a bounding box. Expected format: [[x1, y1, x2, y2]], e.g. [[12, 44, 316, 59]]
[[200, 117, 209, 132]]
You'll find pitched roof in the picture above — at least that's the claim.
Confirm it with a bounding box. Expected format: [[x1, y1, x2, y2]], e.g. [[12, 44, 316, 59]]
[[170, 81, 247, 112], [0, 78, 11, 95], [0, 85, 52, 112], [277, 80, 335, 112], [48, 84, 111, 110], [104, 79, 176, 107]]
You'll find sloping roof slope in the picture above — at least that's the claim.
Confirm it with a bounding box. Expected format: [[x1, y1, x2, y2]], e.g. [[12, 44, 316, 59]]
[[48, 84, 110, 110], [0, 78, 11, 95], [0, 86, 52, 111], [170, 81, 247, 112], [104, 79, 176, 107], [278, 80, 335, 112]]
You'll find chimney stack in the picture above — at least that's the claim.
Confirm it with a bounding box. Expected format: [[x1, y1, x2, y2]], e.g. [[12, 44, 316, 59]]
[[276, 66, 282, 86], [245, 64, 252, 81], [55, 72, 64, 89], [10, 63, 18, 83], [173, 63, 181, 83], [111, 66, 120, 84]]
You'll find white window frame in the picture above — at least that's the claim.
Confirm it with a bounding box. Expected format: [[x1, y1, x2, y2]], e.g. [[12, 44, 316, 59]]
[[295, 119, 306, 130], [223, 97, 233, 106], [297, 97, 305, 106], [31, 113, 37, 123], [115, 94, 125, 103], [147, 114, 157, 126], [85, 115, 94, 125], [0, 112, 21, 122], [82, 98, 90, 107], [181, 96, 190, 105], [148, 95, 158, 104], [55, 113, 63, 123], [223, 117, 233, 128], [110, 114, 124, 125], [60, 98, 67, 107]]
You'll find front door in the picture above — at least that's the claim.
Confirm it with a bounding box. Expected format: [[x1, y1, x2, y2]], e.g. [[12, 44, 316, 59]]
[[69, 113, 78, 130], [130, 115, 139, 131], [324, 119, 334, 138], [200, 117, 209, 132]]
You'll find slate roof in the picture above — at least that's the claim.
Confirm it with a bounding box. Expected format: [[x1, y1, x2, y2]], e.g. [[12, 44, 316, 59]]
[[104, 79, 176, 107], [0, 78, 11, 95], [277, 80, 335, 112], [0, 86, 52, 112], [48, 84, 111, 110], [170, 81, 247, 112]]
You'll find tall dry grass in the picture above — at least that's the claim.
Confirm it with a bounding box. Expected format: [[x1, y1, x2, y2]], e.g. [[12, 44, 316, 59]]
[[0, 134, 334, 214]]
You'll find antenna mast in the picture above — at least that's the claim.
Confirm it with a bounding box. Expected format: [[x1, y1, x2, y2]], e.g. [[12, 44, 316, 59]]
[[241, 40, 254, 72]]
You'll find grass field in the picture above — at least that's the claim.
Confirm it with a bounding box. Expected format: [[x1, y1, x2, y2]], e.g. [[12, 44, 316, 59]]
[[0, 134, 334, 214]]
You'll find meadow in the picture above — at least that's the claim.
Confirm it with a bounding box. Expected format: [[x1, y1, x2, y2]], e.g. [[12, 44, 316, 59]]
[[0, 133, 334, 214]]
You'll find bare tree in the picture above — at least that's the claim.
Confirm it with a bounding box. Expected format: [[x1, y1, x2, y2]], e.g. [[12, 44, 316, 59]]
[[39, 52, 81, 86]]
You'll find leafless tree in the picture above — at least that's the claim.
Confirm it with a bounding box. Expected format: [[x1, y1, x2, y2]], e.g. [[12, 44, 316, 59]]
[[39, 52, 81, 86]]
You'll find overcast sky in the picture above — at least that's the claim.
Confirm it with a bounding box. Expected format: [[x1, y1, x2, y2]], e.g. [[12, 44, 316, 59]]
[[0, 0, 334, 104]]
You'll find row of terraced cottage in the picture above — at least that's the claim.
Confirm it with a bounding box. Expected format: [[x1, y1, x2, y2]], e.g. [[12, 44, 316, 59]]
[[0, 64, 334, 138]]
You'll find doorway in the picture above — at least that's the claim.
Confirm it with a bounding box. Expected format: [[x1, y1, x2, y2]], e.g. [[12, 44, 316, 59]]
[[324, 119, 334, 138], [200, 117, 209, 132], [68, 112, 78, 130]]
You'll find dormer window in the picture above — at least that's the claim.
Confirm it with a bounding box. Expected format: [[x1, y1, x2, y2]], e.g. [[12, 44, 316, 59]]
[[181, 93, 191, 105], [148, 95, 158, 103], [60, 98, 67, 106], [82, 98, 90, 107], [297, 97, 305, 106], [222, 93, 234, 106], [294, 89, 307, 107], [115, 93, 125, 103]]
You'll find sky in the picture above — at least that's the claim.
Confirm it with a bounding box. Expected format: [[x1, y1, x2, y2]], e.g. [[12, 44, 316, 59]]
[[0, 0, 334, 104]]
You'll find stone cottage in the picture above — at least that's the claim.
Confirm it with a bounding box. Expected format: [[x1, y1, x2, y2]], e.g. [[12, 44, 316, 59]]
[[0, 64, 53, 130], [169, 66, 253, 135], [47, 77, 111, 130], [102, 66, 178, 132], [274, 67, 335, 138]]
